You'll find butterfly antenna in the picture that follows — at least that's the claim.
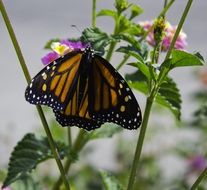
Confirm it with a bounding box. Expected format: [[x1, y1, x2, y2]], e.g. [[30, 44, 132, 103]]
[[71, 25, 89, 44]]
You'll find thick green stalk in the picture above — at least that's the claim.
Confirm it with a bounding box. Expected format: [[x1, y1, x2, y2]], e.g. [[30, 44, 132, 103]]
[[127, 1, 194, 189], [190, 168, 207, 190], [164, 0, 168, 8], [67, 128, 72, 147], [127, 90, 156, 190], [0, 1, 70, 189], [52, 129, 87, 190], [92, 0, 96, 27]]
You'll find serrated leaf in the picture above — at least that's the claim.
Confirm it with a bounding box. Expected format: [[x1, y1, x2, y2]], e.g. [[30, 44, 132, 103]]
[[156, 77, 182, 120], [2, 133, 68, 188], [88, 123, 123, 140], [171, 50, 204, 69], [100, 171, 124, 190], [129, 4, 143, 20], [126, 71, 182, 119], [97, 9, 117, 19], [82, 27, 113, 55]]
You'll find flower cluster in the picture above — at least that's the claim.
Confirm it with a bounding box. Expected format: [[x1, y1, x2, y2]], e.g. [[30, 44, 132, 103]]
[[41, 40, 86, 65], [140, 20, 187, 51]]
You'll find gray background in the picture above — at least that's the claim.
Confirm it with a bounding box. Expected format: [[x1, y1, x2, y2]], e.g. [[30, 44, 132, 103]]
[[0, 0, 206, 173]]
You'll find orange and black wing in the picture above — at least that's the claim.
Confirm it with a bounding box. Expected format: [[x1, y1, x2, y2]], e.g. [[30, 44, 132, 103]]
[[88, 55, 142, 130], [25, 51, 83, 111], [53, 64, 103, 130], [25, 50, 102, 130]]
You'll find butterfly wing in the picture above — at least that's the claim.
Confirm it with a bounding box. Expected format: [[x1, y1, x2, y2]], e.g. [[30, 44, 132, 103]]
[[25, 48, 142, 130], [25, 51, 83, 111], [53, 61, 103, 130], [88, 55, 142, 130]]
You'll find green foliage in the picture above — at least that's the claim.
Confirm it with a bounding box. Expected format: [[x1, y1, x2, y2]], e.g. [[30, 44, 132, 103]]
[[126, 70, 182, 119], [82, 27, 114, 55], [97, 9, 117, 19], [115, 0, 130, 14], [171, 50, 204, 69], [160, 50, 204, 74], [100, 171, 124, 190], [118, 16, 142, 35], [157, 77, 182, 120], [129, 4, 143, 20], [2, 133, 68, 188]]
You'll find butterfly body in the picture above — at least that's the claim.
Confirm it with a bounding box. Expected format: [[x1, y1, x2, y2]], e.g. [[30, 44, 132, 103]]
[[25, 47, 142, 130]]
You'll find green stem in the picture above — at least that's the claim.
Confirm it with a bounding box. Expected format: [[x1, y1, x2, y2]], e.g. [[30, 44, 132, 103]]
[[159, 0, 175, 17], [166, 0, 193, 60], [127, 91, 155, 190], [52, 129, 87, 190], [0, 1, 70, 190], [116, 54, 130, 71], [164, 0, 168, 8], [158, 0, 194, 84], [105, 14, 120, 61], [67, 128, 72, 148], [127, 1, 194, 189], [105, 41, 117, 61], [92, 0, 96, 27], [190, 168, 207, 190]]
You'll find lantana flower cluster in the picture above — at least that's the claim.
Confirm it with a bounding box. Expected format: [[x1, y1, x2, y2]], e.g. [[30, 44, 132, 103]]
[[140, 20, 187, 51], [41, 40, 85, 65]]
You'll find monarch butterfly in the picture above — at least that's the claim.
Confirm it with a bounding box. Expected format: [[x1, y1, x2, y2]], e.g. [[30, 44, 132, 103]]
[[25, 46, 142, 130]]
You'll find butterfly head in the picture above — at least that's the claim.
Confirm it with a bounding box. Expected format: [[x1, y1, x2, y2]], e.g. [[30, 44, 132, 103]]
[[84, 45, 95, 58]]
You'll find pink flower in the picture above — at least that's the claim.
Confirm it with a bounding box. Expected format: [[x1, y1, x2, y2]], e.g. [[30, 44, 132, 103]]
[[140, 21, 187, 51], [41, 51, 59, 65], [41, 40, 86, 65], [60, 40, 86, 50], [188, 155, 207, 171]]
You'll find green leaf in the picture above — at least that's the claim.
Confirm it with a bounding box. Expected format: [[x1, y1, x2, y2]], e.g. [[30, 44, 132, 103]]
[[171, 50, 204, 69], [116, 46, 144, 63], [125, 70, 150, 95], [129, 4, 143, 20], [119, 16, 142, 35], [128, 62, 151, 81], [97, 9, 117, 19], [2, 133, 69, 188], [126, 71, 182, 120], [82, 27, 113, 55], [100, 171, 124, 190], [88, 123, 123, 140], [156, 77, 182, 120]]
